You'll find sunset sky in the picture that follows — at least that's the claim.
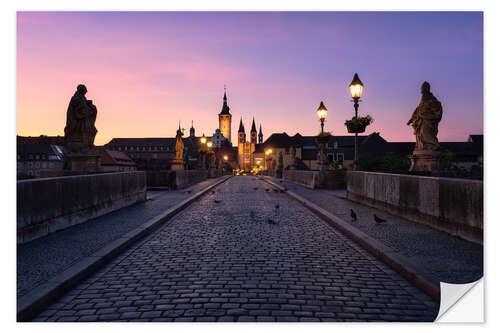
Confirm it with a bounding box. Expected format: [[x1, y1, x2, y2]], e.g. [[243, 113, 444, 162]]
[[16, 11, 483, 146]]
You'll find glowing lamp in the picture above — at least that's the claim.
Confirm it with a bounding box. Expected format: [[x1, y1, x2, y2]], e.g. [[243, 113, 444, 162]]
[[349, 73, 364, 99], [316, 101, 328, 121]]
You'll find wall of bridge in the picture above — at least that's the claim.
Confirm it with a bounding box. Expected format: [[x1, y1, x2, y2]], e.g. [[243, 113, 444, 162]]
[[146, 170, 208, 189], [346, 171, 483, 244], [17, 171, 147, 244]]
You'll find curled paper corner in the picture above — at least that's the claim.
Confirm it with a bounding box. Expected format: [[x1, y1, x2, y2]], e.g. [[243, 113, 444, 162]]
[[435, 278, 483, 322]]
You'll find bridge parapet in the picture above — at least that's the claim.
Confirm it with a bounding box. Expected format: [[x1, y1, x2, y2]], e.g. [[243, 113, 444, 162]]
[[17, 171, 146, 244], [347, 171, 483, 244]]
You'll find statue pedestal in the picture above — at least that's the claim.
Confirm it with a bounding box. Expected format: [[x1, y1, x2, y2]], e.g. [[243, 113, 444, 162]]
[[171, 159, 184, 171], [65, 153, 101, 172], [409, 150, 440, 174]]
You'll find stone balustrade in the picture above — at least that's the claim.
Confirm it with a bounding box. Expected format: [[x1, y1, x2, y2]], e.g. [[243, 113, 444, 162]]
[[146, 170, 208, 189], [283, 170, 347, 189], [17, 171, 147, 244], [347, 171, 483, 244]]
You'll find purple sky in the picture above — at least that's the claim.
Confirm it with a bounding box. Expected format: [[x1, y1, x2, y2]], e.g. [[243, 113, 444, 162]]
[[17, 11, 483, 145]]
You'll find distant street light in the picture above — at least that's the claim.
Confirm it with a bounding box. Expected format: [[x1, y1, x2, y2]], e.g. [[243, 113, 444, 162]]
[[316, 101, 328, 135], [207, 141, 213, 149], [349, 73, 364, 170], [223, 155, 228, 161], [200, 134, 207, 145]]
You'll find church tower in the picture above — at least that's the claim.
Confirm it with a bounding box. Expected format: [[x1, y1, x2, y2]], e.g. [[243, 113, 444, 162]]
[[218, 87, 232, 144], [189, 120, 195, 138], [238, 117, 245, 144], [258, 124, 263, 144], [250, 118, 257, 144]]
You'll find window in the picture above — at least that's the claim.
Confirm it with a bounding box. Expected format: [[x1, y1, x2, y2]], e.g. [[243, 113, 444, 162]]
[[334, 141, 338, 149], [28, 154, 33, 159], [49, 162, 54, 168], [42, 154, 46, 160], [17, 154, 21, 160], [336, 153, 344, 165], [42, 162, 47, 168], [35, 154, 40, 160]]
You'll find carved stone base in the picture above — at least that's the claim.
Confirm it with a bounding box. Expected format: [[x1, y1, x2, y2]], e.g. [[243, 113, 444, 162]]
[[409, 150, 440, 174], [171, 159, 184, 171], [65, 153, 101, 172]]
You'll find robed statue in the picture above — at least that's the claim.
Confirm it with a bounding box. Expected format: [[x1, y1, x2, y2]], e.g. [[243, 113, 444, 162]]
[[64, 84, 98, 153], [175, 127, 184, 161], [407, 82, 443, 151]]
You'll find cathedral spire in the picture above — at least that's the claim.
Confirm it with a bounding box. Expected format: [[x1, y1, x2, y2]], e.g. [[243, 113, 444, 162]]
[[238, 117, 245, 133], [258, 124, 263, 144], [251, 117, 257, 133]]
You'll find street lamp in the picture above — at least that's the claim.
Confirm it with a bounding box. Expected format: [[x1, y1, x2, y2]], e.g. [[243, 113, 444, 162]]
[[223, 155, 228, 162], [349, 73, 364, 170], [200, 134, 207, 169], [316, 101, 328, 135]]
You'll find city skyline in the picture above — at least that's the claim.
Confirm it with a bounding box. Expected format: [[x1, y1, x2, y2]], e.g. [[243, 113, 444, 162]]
[[17, 11, 483, 145]]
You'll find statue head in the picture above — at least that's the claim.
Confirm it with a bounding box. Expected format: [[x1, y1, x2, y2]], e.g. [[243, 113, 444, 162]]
[[421, 81, 431, 94], [77, 84, 88, 95]]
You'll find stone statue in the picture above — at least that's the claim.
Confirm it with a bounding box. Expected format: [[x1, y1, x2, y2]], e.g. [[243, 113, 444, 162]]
[[175, 130, 184, 160], [407, 81, 443, 151], [64, 84, 98, 153], [172, 125, 185, 171]]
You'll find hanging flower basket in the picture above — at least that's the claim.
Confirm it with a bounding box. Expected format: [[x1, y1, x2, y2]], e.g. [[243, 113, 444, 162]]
[[316, 131, 330, 144], [345, 115, 373, 134]]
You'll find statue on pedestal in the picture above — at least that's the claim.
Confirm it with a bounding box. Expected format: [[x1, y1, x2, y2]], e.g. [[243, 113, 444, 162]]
[[172, 124, 185, 171], [63, 84, 100, 172], [64, 84, 98, 153], [407, 82, 443, 173]]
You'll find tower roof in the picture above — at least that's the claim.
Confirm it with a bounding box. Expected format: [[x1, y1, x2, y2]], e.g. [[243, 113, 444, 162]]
[[190, 120, 194, 130], [259, 124, 263, 136], [219, 88, 231, 115], [251, 118, 257, 133], [238, 117, 245, 133]]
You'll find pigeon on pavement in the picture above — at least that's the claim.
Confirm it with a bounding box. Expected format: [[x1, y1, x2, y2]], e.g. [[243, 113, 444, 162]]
[[350, 209, 357, 221], [374, 214, 386, 223]]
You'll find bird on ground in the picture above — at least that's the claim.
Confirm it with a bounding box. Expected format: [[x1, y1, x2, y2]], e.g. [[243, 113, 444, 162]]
[[185, 190, 192, 194], [214, 200, 221, 204], [374, 214, 386, 224], [272, 189, 278, 192], [265, 189, 270, 192], [350, 209, 357, 221], [253, 187, 258, 190], [267, 218, 277, 224]]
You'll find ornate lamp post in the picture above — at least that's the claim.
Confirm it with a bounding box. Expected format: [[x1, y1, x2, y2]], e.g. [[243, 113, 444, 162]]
[[349, 73, 364, 170], [316, 101, 329, 172], [316, 101, 328, 135], [265, 148, 273, 171], [200, 134, 207, 170], [223, 154, 228, 173], [207, 141, 215, 170]]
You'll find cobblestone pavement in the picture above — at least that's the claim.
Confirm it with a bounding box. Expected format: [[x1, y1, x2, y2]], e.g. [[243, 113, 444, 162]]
[[17, 177, 227, 298], [34, 176, 438, 322], [267, 177, 483, 285]]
